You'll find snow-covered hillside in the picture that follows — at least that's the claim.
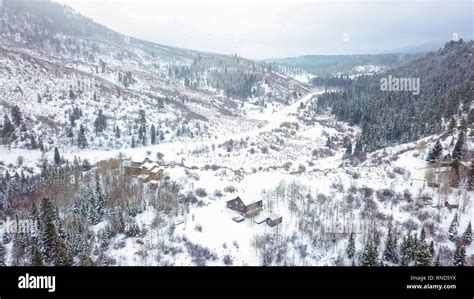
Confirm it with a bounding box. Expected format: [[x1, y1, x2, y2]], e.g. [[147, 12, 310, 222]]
[[0, 0, 308, 164], [0, 0, 472, 267]]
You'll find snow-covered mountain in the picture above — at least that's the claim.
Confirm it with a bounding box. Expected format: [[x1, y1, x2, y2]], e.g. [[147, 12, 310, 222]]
[[0, 0, 308, 157], [0, 0, 472, 267]]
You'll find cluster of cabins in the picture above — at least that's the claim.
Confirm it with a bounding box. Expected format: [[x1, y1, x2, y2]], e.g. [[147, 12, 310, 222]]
[[122, 157, 165, 189], [226, 196, 282, 227], [122, 157, 282, 227]]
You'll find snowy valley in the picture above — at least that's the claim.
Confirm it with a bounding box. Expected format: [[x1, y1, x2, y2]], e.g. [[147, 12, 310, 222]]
[[0, 0, 472, 267]]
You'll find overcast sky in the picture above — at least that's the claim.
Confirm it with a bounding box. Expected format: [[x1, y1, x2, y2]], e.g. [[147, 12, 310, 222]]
[[55, 0, 473, 59]]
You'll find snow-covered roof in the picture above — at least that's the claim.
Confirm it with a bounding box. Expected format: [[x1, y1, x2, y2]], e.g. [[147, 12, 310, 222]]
[[131, 157, 152, 163], [254, 213, 269, 223], [149, 180, 160, 184], [141, 162, 160, 170], [137, 174, 149, 179], [242, 197, 261, 206], [268, 213, 282, 220], [151, 168, 162, 173], [254, 213, 281, 223], [231, 196, 261, 206]]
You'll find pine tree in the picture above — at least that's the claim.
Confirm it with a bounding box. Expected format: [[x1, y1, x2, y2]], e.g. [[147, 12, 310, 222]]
[[69, 89, 75, 100], [415, 241, 432, 266], [137, 109, 147, 145], [392, 234, 399, 263], [54, 147, 61, 165], [12, 232, 26, 266], [11, 105, 23, 126], [468, 161, 474, 191], [95, 172, 105, 222], [77, 125, 88, 148], [427, 140, 442, 163], [448, 213, 458, 241], [38, 139, 44, 151], [151, 124, 156, 145], [462, 221, 472, 245], [448, 117, 456, 130], [30, 245, 43, 266], [39, 197, 57, 265], [2, 114, 15, 140], [433, 253, 441, 266], [400, 235, 410, 265], [0, 242, 6, 266], [429, 240, 435, 257], [383, 226, 398, 264], [94, 109, 107, 134], [140, 125, 146, 146], [342, 136, 351, 152], [30, 135, 38, 149], [326, 137, 332, 147], [87, 187, 99, 225], [409, 234, 418, 261], [115, 126, 121, 138], [53, 236, 73, 266], [451, 131, 464, 161], [346, 232, 355, 259], [420, 227, 426, 243], [453, 245, 466, 266], [37, 197, 72, 266], [361, 240, 378, 266], [82, 159, 91, 171], [354, 139, 363, 153]]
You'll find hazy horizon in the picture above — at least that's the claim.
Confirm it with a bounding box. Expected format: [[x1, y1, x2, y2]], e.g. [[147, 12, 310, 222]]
[[51, 0, 474, 59]]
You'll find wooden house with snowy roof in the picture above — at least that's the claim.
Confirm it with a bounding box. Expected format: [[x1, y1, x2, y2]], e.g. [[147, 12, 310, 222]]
[[226, 196, 263, 216], [254, 213, 283, 227], [140, 161, 164, 180], [123, 157, 152, 175]]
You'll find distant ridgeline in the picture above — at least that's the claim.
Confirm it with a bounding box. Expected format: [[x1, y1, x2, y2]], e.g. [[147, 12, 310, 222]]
[[265, 53, 416, 77], [316, 40, 474, 152]]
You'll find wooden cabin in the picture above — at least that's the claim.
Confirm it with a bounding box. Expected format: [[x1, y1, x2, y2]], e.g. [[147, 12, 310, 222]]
[[226, 196, 263, 216], [123, 157, 152, 175], [149, 167, 164, 180], [134, 157, 152, 167], [140, 162, 165, 180], [267, 215, 283, 227], [254, 213, 283, 227], [140, 161, 158, 172]]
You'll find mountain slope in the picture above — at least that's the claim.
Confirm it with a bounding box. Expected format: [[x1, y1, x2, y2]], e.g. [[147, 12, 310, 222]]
[[316, 39, 473, 151], [0, 0, 309, 159]]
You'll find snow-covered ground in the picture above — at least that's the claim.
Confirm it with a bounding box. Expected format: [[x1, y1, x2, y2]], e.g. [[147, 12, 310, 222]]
[[0, 0, 472, 267], [39, 88, 469, 266]]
